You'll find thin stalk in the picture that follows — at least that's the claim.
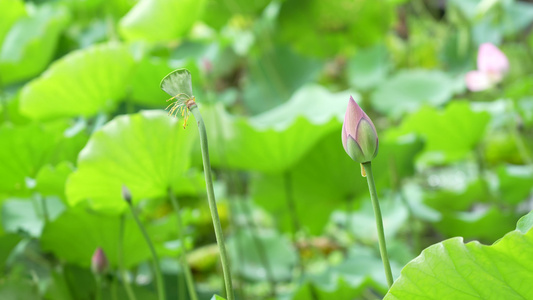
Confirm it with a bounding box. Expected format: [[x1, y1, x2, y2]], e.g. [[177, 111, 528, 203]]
[[237, 200, 277, 296], [210, 103, 267, 298], [118, 214, 137, 300], [188, 103, 234, 300], [283, 171, 302, 240], [95, 275, 103, 300], [111, 275, 119, 300], [361, 162, 394, 288], [40, 194, 49, 224], [169, 190, 199, 300], [127, 203, 166, 300], [283, 171, 307, 284]]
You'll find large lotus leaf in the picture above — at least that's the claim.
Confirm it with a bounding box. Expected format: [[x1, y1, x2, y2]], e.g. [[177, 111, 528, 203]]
[[371, 70, 456, 118], [204, 85, 354, 172], [0, 5, 70, 84], [19, 43, 135, 120], [384, 211, 533, 299], [119, 0, 206, 42], [387, 102, 490, 164], [242, 46, 322, 114], [497, 164, 533, 205], [1, 197, 64, 237], [347, 44, 390, 91], [251, 130, 422, 234], [331, 195, 409, 242], [130, 57, 175, 106], [0, 121, 87, 194], [0, 0, 26, 47], [0, 92, 30, 125], [35, 161, 74, 199], [278, 0, 393, 57], [227, 228, 297, 282], [200, 0, 270, 29], [41, 208, 151, 268], [61, 0, 134, 19], [434, 206, 519, 243], [66, 110, 198, 213]]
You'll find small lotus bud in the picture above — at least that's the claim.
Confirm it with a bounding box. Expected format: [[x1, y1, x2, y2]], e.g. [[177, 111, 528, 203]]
[[122, 184, 132, 204], [341, 96, 379, 163], [477, 43, 509, 75], [465, 43, 509, 92], [91, 247, 109, 275]]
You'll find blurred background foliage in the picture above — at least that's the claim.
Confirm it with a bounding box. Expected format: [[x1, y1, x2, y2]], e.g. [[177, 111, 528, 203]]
[[0, 0, 532, 299]]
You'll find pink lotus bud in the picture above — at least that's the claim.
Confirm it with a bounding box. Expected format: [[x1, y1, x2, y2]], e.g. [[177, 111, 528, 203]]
[[465, 43, 509, 92], [341, 96, 378, 163], [91, 247, 109, 275], [465, 70, 491, 92], [477, 43, 509, 75]]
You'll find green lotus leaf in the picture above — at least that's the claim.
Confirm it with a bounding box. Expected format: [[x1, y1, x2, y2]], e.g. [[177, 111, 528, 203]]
[[251, 129, 422, 234], [203, 85, 355, 172], [0, 4, 70, 84], [130, 57, 175, 106], [35, 161, 74, 199], [387, 102, 490, 164], [1, 197, 64, 237], [19, 43, 135, 120], [119, 0, 206, 42], [0, 121, 87, 194], [0, 0, 26, 48], [278, 0, 393, 57], [497, 164, 533, 205], [201, 0, 270, 29], [66, 110, 198, 213], [384, 210, 533, 299], [371, 70, 456, 118], [347, 44, 390, 91], [40, 207, 151, 268], [242, 46, 322, 114], [227, 228, 297, 282], [434, 206, 519, 243]]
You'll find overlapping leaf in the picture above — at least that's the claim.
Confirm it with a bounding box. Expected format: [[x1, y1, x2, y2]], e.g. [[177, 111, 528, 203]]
[[0, 121, 87, 194], [387, 102, 490, 164], [0, 5, 70, 84], [0, 0, 26, 48], [227, 228, 297, 282], [385, 210, 533, 299], [20, 43, 135, 120], [371, 70, 456, 118], [251, 130, 422, 234], [41, 208, 151, 268], [66, 110, 198, 212], [119, 0, 206, 42], [204, 85, 354, 173]]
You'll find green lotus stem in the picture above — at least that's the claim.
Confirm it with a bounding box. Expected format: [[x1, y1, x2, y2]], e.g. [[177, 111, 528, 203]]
[[169, 190, 199, 300], [188, 102, 234, 300], [95, 275, 103, 300], [127, 202, 166, 300], [361, 162, 394, 288], [118, 215, 137, 300]]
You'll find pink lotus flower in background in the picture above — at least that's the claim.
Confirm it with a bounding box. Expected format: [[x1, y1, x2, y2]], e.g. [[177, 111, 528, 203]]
[[465, 43, 509, 92], [341, 96, 378, 163], [91, 247, 109, 275]]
